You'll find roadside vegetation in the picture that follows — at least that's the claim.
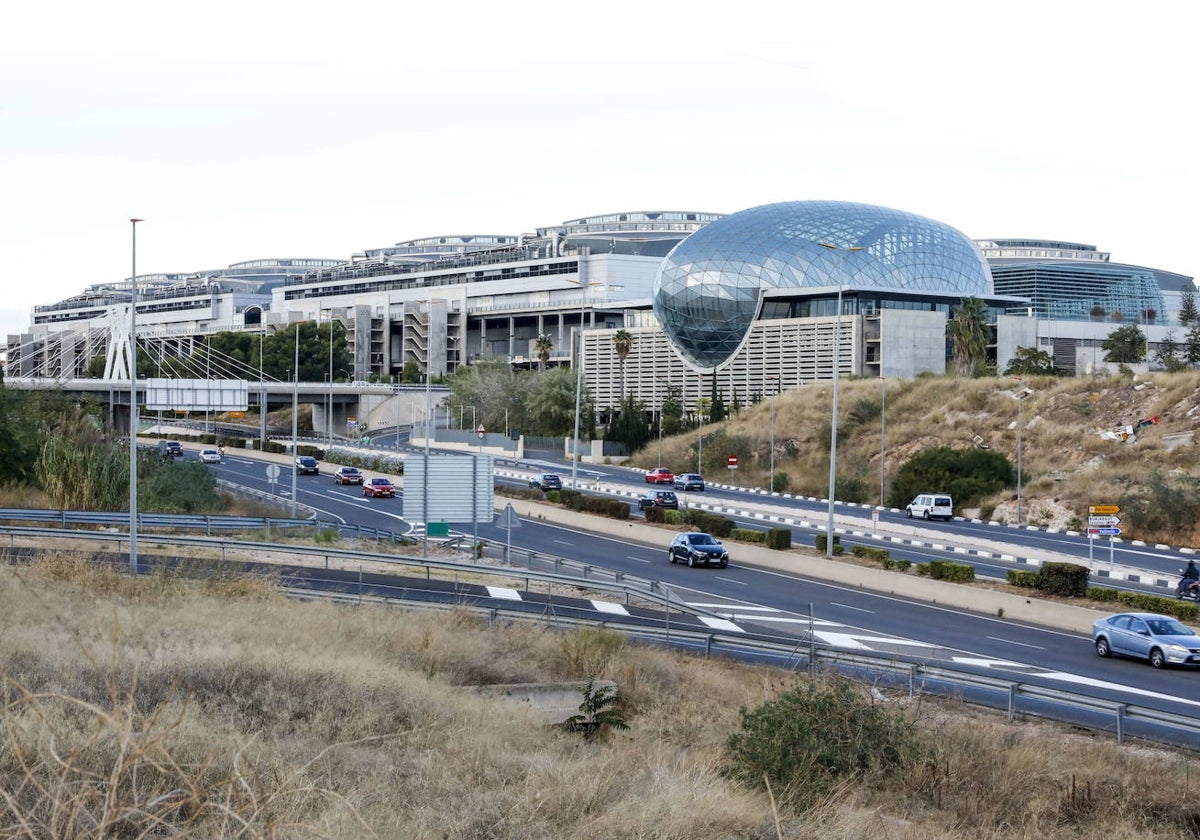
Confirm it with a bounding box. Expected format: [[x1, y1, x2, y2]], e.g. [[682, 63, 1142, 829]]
[[4, 555, 1200, 838]]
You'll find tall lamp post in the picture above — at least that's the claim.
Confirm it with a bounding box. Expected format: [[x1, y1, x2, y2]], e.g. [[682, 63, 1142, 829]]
[[291, 323, 300, 518], [570, 282, 620, 489], [819, 242, 863, 557], [766, 375, 778, 493], [1013, 382, 1034, 525], [327, 311, 334, 449], [128, 218, 143, 574], [879, 376, 886, 507]]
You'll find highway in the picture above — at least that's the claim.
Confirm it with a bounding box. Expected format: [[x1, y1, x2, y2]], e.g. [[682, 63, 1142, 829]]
[[196, 443, 1200, 746]]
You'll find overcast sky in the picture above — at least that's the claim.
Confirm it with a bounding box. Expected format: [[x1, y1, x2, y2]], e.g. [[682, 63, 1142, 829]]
[[3, 1, 1195, 340]]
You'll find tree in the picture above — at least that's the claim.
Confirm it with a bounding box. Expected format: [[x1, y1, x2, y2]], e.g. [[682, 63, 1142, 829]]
[[709, 376, 726, 423], [1155, 331, 1188, 372], [534, 333, 553, 372], [1004, 346, 1057, 377], [399, 360, 421, 384], [611, 329, 634, 402], [887, 446, 1014, 511], [946, 297, 990, 377], [607, 395, 651, 452], [1185, 325, 1200, 368], [1180, 285, 1199, 327], [558, 677, 629, 742], [1101, 324, 1147, 363], [660, 384, 686, 437]]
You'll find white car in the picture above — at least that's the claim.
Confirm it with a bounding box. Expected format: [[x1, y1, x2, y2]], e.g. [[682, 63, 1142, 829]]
[[906, 493, 953, 521], [198, 448, 222, 464]]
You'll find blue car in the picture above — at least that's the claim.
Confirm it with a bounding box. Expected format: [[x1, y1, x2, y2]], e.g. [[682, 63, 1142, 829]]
[[1093, 612, 1200, 668]]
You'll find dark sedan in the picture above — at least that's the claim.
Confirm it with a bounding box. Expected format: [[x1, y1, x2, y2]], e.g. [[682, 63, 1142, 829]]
[[668, 532, 729, 568]]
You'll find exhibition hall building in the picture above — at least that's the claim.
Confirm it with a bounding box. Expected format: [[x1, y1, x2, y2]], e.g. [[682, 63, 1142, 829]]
[[4, 203, 1194, 417]]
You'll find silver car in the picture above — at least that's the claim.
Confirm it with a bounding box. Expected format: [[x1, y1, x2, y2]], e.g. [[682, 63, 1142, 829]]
[[1092, 612, 1200, 668]]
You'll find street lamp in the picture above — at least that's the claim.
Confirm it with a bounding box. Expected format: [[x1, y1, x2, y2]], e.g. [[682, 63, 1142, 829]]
[[291, 323, 300, 518], [570, 282, 621, 489], [1012, 382, 1035, 525], [879, 376, 886, 507], [819, 242, 863, 557], [327, 311, 334, 449], [766, 375, 778, 493], [128, 218, 143, 574]]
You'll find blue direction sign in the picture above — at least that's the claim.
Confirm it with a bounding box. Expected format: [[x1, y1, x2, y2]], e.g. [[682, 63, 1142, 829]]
[[1089, 527, 1122, 536]]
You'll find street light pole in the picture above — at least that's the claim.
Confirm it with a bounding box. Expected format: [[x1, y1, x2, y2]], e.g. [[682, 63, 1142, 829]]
[[327, 312, 334, 449], [291, 323, 299, 518], [879, 376, 886, 507], [128, 218, 143, 574], [571, 289, 589, 489], [819, 242, 863, 557]]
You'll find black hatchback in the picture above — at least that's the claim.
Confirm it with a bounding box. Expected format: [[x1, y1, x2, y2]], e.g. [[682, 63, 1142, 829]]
[[638, 489, 679, 510], [529, 472, 563, 491]]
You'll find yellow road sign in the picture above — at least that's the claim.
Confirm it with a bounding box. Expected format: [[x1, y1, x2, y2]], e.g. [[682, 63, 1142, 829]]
[[1089, 505, 1120, 515]]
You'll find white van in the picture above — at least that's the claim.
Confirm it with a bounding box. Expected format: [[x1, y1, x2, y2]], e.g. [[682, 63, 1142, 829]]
[[906, 494, 954, 521]]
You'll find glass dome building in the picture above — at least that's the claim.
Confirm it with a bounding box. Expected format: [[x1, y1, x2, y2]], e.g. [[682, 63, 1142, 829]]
[[653, 200, 993, 371]]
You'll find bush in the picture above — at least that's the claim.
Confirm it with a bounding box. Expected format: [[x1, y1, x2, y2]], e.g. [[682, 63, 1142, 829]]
[[1087, 585, 1120, 602], [766, 527, 792, 550], [1035, 562, 1090, 597], [725, 676, 927, 811], [683, 509, 734, 537], [643, 505, 666, 523], [814, 534, 843, 555], [1007, 569, 1040, 589], [917, 560, 975, 582], [887, 446, 1014, 511], [730, 528, 765, 543], [770, 471, 790, 494], [1116, 591, 1199, 620], [850, 545, 891, 564]]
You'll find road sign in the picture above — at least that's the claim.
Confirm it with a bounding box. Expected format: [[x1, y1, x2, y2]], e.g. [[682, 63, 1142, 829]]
[[476, 423, 487, 440], [1089, 505, 1120, 515], [499, 502, 521, 529], [265, 464, 280, 482], [1088, 527, 1122, 536], [727, 455, 738, 469], [1087, 515, 1121, 527]]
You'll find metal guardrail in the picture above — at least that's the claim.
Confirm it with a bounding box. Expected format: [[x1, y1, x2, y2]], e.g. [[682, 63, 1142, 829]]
[[3, 518, 1198, 745], [286, 584, 1200, 746]]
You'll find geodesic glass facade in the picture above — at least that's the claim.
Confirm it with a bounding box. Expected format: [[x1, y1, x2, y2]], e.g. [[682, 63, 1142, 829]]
[[653, 200, 993, 371]]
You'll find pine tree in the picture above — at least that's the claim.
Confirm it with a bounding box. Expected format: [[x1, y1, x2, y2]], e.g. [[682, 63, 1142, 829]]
[[1179, 286, 1199, 327]]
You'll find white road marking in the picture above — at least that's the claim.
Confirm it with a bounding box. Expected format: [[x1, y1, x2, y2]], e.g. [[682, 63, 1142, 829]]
[[485, 586, 522, 600], [986, 636, 1045, 650], [591, 601, 630, 615], [830, 602, 875, 613], [714, 575, 746, 585], [697, 616, 744, 633]]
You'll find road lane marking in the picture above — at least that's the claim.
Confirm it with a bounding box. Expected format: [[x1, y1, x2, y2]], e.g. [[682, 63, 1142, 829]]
[[830, 602, 875, 613], [986, 636, 1045, 650]]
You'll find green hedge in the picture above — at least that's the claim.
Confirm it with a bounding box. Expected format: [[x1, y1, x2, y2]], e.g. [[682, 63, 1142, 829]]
[[1087, 585, 1120, 602], [1036, 562, 1090, 597], [683, 509, 735, 537], [730, 528, 766, 543], [766, 528, 792, 550], [814, 534, 844, 555], [1115, 591, 1198, 620], [916, 560, 975, 582], [1006, 570, 1040, 589]]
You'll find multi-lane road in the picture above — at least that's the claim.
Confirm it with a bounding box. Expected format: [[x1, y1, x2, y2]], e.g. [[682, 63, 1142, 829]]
[[200, 442, 1200, 745]]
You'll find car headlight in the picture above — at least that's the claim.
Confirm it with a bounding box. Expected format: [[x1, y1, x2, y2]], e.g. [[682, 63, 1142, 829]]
[[1165, 643, 1188, 653]]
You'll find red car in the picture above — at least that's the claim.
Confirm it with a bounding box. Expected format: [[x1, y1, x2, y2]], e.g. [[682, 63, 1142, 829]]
[[362, 477, 396, 498], [334, 466, 364, 485], [646, 468, 675, 485]]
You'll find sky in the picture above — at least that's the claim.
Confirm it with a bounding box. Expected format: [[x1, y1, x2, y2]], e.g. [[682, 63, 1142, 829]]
[[3, 1, 1196, 341]]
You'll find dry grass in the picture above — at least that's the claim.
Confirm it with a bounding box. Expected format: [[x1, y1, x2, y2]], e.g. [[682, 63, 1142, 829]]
[[637, 371, 1200, 544], [4, 554, 1200, 838]]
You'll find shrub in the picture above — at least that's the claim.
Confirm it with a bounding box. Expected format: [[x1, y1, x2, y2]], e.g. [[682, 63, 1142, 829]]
[[1116, 591, 1198, 620], [770, 471, 790, 494], [1035, 562, 1090, 597], [894, 558, 912, 572], [730, 528, 765, 543], [683, 509, 734, 537], [643, 505, 666, 523], [1007, 569, 1040, 589], [920, 560, 975, 582], [766, 527, 792, 550], [814, 534, 843, 555], [1087, 585, 1120, 602], [725, 676, 927, 811], [887, 446, 1014, 511], [850, 545, 891, 564]]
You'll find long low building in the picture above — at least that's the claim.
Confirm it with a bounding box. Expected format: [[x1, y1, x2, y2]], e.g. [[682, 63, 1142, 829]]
[[5, 206, 1195, 418]]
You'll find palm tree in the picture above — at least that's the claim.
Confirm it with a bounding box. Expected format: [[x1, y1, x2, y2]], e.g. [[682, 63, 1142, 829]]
[[611, 329, 634, 402], [947, 297, 990, 377], [534, 333, 553, 372]]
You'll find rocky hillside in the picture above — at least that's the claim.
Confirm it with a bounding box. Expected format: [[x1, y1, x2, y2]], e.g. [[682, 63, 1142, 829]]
[[636, 370, 1200, 548]]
